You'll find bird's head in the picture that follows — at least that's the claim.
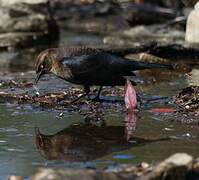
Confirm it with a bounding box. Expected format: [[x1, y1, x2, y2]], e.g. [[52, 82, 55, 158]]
[[35, 49, 59, 84]]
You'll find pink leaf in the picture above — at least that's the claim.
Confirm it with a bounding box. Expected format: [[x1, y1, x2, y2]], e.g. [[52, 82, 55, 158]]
[[124, 80, 137, 111]]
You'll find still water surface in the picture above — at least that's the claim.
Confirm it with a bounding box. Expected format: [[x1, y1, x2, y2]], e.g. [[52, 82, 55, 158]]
[[0, 74, 198, 178], [0, 31, 198, 178]]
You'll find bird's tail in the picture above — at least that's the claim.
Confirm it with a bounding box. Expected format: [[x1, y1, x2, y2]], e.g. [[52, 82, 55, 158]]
[[128, 60, 173, 71]]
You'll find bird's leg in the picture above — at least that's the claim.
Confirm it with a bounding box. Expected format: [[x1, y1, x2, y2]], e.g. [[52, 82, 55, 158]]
[[92, 86, 103, 101], [71, 85, 90, 103]]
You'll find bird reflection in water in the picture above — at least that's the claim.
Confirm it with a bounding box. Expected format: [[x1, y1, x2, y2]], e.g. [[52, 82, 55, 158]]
[[35, 113, 168, 162], [35, 123, 134, 161]]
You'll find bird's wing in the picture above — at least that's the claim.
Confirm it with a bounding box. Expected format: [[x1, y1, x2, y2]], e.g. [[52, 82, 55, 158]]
[[61, 54, 105, 75], [100, 53, 136, 76], [62, 52, 136, 77]]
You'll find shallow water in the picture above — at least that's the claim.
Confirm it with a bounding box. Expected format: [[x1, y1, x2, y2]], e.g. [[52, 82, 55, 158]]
[[0, 31, 198, 179], [0, 71, 198, 179]]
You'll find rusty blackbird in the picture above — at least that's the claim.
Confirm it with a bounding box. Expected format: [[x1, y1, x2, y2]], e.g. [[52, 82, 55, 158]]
[[35, 46, 173, 101]]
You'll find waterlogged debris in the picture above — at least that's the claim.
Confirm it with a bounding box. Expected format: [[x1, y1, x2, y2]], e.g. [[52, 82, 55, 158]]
[[0, 80, 33, 88], [173, 86, 199, 123], [0, 90, 69, 108], [164, 127, 175, 131], [59, 112, 64, 118], [182, 133, 192, 138], [33, 84, 42, 98], [56, 112, 65, 119], [0, 91, 17, 103], [175, 86, 199, 113], [139, 162, 149, 169], [170, 133, 195, 140], [0, 81, 125, 114]]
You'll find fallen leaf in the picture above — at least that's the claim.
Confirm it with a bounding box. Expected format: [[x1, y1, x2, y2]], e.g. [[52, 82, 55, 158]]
[[124, 80, 137, 111]]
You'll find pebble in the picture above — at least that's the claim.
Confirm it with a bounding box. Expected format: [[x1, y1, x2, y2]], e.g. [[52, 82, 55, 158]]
[[185, 105, 190, 109], [36, 91, 40, 96], [140, 162, 149, 169], [7, 176, 23, 180], [59, 112, 64, 118]]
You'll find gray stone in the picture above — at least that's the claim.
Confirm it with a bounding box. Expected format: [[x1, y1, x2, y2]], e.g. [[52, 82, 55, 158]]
[[0, 0, 48, 6], [30, 168, 121, 180], [182, 0, 199, 7], [104, 25, 185, 47], [0, 0, 58, 49], [186, 68, 199, 85], [185, 2, 199, 43], [0, 32, 54, 49], [139, 153, 193, 180], [30, 153, 195, 180]]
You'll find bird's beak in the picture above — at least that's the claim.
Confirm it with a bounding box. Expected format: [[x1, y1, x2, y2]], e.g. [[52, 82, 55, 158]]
[[35, 71, 43, 84]]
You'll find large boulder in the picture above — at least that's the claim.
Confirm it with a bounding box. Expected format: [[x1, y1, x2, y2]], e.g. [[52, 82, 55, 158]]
[[0, 0, 59, 50], [185, 2, 199, 43]]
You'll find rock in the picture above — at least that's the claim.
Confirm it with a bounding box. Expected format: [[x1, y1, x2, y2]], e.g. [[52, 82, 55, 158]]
[[193, 158, 199, 172], [59, 16, 129, 34], [186, 68, 199, 86], [30, 153, 195, 180], [0, 0, 59, 50], [1, 0, 48, 5], [30, 168, 122, 180], [50, 0, 122, 20], [139, 153, 193, 180], [7, 176, 23, 180], [182, 0, 199, 7], [104, 25, 185, 46], [185, 2, 199, 43], [0, 32, 53, 49], [121, 3, 177, 26]]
